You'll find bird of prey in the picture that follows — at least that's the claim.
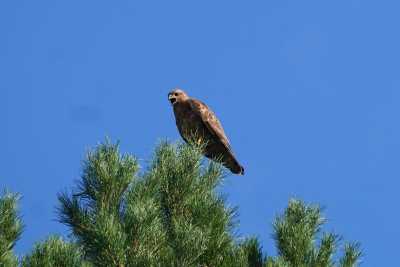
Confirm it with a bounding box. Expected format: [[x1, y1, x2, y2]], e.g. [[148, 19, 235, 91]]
[[168, 89, 244, 175]]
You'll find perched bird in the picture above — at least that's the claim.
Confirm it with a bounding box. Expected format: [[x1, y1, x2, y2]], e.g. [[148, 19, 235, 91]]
[[168, 89, 244, 175]]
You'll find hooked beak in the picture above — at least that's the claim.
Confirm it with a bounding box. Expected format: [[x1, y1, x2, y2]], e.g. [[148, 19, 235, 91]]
[[168, 94, 177, 105]]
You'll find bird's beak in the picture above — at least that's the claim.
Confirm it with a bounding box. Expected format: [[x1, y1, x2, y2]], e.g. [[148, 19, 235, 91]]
[[168, 94, 177, 104]]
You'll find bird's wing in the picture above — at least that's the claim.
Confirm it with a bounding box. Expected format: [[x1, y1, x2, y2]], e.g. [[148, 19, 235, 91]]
[[188, 99, 232, 150]]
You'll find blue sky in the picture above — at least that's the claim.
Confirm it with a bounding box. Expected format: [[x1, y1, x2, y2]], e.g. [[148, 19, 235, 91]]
[[1, 1, 399, 265]]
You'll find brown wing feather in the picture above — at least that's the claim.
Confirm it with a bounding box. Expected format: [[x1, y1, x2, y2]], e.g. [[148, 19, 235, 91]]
[[188, 99, 231, 150], [175, 99, 243, 175], [188, 99, 244, 175]]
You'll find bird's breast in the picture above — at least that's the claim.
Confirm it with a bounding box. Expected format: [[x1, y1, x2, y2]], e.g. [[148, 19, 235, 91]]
[[173, 103, 204, 139]]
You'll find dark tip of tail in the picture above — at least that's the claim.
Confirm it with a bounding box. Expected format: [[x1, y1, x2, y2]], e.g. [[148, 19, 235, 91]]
[[231, 165, 244, 175], [239, 165, 245, 175]]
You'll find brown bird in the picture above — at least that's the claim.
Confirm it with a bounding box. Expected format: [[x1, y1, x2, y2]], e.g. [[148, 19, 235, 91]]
[[168, 89, 244, 175]]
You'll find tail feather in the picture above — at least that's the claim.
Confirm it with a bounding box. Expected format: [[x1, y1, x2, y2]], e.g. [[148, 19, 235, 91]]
[[202, 143, 244, 175], [227, 162, 244, 175], [224, 155, 244, 175]]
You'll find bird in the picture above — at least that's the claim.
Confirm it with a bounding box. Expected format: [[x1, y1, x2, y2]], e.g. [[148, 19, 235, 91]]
[[168, 89, 244, 175]]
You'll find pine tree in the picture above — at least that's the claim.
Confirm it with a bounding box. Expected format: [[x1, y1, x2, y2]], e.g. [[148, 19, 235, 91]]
[[57, 141, 242, 266], [22, 236, 90, 267], [266, 199, 362, 267], [0, 191, 22, 267], [0, 140, 362, 266]]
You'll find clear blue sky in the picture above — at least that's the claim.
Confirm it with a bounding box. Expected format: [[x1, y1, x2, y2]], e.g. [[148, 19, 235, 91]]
[[1, 1, 399, 266]]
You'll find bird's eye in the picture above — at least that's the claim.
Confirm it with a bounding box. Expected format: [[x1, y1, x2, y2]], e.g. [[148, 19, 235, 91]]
[[174, 93, 179, 96]]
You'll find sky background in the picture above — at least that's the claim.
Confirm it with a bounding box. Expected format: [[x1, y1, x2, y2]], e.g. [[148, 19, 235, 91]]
[[1, 1, 399, 266]]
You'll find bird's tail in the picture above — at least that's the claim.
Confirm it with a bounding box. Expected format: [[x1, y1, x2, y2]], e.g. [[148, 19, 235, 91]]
[[228, 163, 245, 175], [225, 156, 245, 175]]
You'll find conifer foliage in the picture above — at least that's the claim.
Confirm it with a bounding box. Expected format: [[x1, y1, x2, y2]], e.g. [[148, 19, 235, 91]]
[[0, 191, 22, 266], [21, 237, 89, 267], [57, 141, 240, 266], [266, 199, 362, 267], [0, 140, 362, 266]]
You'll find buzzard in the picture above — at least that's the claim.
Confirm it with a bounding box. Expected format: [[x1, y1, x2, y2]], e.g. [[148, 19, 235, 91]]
[[168, 89, 244, 175]]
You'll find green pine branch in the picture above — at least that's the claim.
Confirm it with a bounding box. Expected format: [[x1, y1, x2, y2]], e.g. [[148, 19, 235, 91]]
[[1, 139, 362, 267], [0, 190, 23, 267], [22, 236, 90, 267]]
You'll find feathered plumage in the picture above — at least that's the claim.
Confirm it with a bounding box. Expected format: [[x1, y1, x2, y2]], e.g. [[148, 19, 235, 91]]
[[168, 89, 244, 175]]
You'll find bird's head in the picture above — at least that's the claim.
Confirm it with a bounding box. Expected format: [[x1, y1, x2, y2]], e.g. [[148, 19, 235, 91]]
[[168, 89, 189, 105]]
